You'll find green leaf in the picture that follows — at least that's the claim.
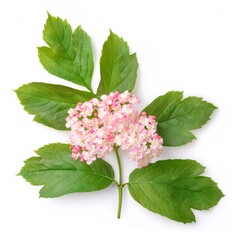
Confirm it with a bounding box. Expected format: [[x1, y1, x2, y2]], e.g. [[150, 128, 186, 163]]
[[15, 82, 95, 130], [143, 91, 217, 146], [18, 143, 115, 198], [97, 31, 138, 95], [128, 159, 223, 223], [38, 13, 94, 91]]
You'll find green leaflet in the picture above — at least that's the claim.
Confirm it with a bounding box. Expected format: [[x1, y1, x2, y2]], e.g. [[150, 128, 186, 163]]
[[38, 13, 94, 91], [15, 82, 95, 130], [18, 143, 114, 198], [143, 91, 217, 146], [97, 31, 138, 95], [128, 160, 223, 223]]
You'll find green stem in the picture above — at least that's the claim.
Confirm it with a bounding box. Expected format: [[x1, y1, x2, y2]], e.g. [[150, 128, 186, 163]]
[[117, 186, 123, 219], [114, 146, 123, 219]]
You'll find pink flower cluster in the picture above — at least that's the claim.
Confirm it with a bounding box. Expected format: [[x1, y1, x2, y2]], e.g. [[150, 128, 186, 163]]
[[66, 91, 163, 168]]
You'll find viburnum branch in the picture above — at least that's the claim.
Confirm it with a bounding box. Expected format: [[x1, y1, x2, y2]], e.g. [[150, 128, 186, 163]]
[[16, 13, 223, 224]]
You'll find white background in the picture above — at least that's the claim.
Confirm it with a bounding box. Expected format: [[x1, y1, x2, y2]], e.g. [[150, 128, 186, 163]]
[[0, 0, 239, 239]]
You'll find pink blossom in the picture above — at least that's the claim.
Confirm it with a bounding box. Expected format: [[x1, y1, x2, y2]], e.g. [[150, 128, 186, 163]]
[[66, 91, 163, 168]]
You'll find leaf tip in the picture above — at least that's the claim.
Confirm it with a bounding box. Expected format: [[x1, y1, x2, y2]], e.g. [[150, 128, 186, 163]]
[[109, 28, 114, 34], [108, 29, 121, 41], [39, 193, 45, 198], [13, 88, 18, 94], [39, 187, 52, 198], [186, 214, 196, 224], [213, 104, 218, 110], [46, 11, 53, 18]]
